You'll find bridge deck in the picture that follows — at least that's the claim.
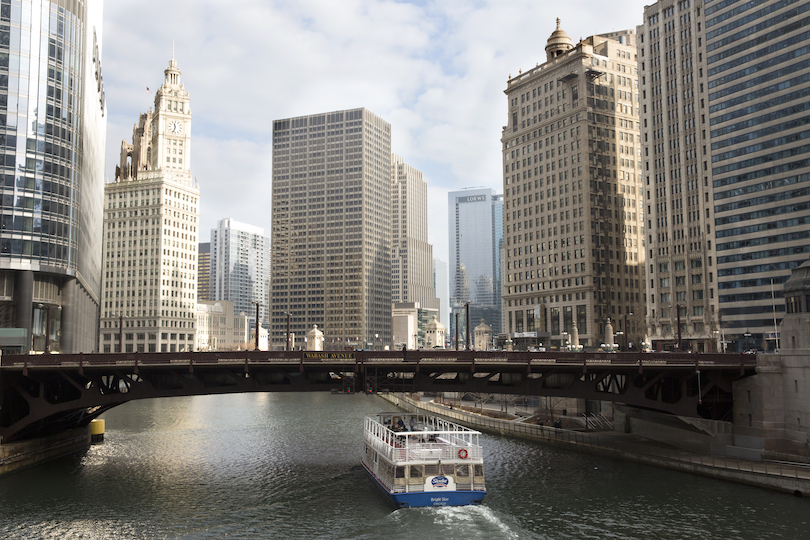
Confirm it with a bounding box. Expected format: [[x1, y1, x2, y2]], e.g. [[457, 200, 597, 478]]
[[0, 350, 755, 443]]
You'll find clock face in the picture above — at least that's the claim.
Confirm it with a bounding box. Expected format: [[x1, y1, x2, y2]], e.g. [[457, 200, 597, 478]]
[[168, 120, 183, 134]]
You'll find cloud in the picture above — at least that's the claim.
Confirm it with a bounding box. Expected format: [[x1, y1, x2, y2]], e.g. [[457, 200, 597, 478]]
[[103, 0, 649, 259]]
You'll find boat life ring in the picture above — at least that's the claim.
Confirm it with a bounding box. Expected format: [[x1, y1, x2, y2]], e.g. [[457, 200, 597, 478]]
[[458, 448, 468, 459]]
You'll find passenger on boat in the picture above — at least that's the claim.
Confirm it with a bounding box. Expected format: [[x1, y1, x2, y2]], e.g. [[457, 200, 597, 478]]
[[397, 418, 406, 430], [409, 417, 415, 430]]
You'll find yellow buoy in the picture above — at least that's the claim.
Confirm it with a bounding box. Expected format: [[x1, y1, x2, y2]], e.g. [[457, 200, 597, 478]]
[[90, 418, 105, 444]]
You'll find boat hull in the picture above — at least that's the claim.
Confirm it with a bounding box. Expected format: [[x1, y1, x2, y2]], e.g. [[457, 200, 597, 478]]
[[362, 461, 486, 508]]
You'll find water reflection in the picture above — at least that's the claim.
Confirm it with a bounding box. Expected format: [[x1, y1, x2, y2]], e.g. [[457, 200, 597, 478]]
[[0, 393, 807, 539]]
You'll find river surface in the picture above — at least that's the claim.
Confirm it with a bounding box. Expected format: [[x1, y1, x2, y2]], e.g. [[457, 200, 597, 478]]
[[0, 392, 807, 539]]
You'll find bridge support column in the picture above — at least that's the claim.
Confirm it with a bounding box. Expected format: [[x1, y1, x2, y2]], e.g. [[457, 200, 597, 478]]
[[0, 425, 91, 478]]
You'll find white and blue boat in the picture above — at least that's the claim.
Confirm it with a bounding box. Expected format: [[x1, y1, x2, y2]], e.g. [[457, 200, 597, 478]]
[[362, 412, 487, 508]]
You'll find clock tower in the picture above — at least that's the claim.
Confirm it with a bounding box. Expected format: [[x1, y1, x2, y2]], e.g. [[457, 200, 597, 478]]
[[150, 51, 192, 180]]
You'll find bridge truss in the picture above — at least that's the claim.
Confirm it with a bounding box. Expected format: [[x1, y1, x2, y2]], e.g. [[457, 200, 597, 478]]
[[0, 350, 754, 442]]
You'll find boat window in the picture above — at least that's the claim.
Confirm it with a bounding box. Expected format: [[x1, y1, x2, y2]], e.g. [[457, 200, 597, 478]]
[[456, 465, 470, 477], [441, 464, 455, 475], [409, 465, 423, 478], [425, 464, 439, 476], [474, 464, 484, 476], [395, 466, 406, 479]]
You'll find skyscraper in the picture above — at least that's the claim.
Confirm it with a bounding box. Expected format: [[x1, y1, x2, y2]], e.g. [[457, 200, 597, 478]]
[[99, 53, 199, 353], [271, 108, 392, 350], [448, 188, 503, 340], [433, 258, 449, 324], [209, 218, 270, 331], [639, 0, 810, 352], [500, 20, 646, 349], [0, 2, 106, 354], [197, 242, 210, 301], [391, 154, 439, 312]]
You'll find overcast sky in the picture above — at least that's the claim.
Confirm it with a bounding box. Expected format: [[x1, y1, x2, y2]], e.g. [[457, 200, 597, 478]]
[[102, 0, 649, 264]]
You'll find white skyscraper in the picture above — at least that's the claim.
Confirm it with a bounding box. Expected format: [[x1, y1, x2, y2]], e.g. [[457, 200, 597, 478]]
[[434, 258, 449, 325], [99, 53, 199, 353], [210, 218, 270, 330], [391, 154, 439, 312]]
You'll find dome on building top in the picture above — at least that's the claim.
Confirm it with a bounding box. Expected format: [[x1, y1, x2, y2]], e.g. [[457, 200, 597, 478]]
[[546, 18, 574, 61]]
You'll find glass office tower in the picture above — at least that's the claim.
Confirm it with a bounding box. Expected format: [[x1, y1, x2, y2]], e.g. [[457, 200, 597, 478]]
[[0, 1, 106, 353], [448, 188, 503, 340]]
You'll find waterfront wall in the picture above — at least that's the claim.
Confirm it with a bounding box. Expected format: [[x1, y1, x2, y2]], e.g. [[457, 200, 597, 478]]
[[381, 393, 810, 497], [0, 427, 90, 478]]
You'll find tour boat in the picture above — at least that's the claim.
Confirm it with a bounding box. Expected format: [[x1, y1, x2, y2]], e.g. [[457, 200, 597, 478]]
[[361, 412, 487, 508]]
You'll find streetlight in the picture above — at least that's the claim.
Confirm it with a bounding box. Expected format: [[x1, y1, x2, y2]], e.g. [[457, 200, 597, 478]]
[[455, 312, 459, 351], [622, 312, 633, 352], [252, 302, 261, 350], [465, 301, 471, 351], [286, 312, 291, 351], [669, 304, 683, 351]]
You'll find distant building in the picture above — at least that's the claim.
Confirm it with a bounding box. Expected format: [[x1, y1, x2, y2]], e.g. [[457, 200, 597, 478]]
[[0, 3, 106, 354], [99, 53, 199, 353], [209, 218, 270, 333], [500, 20, 646, 349], [198, 242, 210, 301], [271, 108, 392, 350], [392, 302, 439, 350], [639, 0, 810, 352], [391, 154, 439, 314], [433, 258, 449, 325], [195, 300, 249, 351], [448, 188, 503, 342]]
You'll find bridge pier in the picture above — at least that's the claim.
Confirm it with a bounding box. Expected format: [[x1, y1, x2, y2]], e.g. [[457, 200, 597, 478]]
[[0, 425, 90, 478]]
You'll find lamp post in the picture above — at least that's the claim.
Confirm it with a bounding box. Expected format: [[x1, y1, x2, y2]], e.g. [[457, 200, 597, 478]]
[[252, 302, 260, 350], [118, 312, 124, 353], [455, 312, 459, 351], [622, 312, 633, 352], [465, 302, 470, 351], [676, 304, 682, 351], [286, 312, 291, 351]]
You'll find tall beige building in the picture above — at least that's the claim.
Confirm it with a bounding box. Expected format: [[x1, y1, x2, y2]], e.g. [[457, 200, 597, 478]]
[[501, 20, 646, 349], [391, 154, 439, 313], [639, 0, 810, 353], [99, 54, 199, 353], [271, 108, 392, 350]]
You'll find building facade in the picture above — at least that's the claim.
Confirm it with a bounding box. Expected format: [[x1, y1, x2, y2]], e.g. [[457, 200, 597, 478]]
[[501, 20, 646, 349], [639, 0, 810, 352], [99, 53, 199, 353], [195, 300, 249, 351], [0, 1, 106, 354], [433, 258, 449, 325], [448, 188, 503, 342], [271, 108, 392, 350], [197, 242, 210, 301], [209, 218, 270, 331], [391, 154, 439, 313]]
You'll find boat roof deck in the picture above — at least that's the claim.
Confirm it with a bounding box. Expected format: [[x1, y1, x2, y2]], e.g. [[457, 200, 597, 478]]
[[369, 412, 482, 436]]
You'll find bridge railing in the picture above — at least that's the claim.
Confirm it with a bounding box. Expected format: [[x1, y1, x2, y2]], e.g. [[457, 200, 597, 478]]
[[0, 349, 754, 370], [383, 394, 810, 482]]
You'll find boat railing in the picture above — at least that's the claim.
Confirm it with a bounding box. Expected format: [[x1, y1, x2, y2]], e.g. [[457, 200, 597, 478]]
[[391, 442, 482, 463]]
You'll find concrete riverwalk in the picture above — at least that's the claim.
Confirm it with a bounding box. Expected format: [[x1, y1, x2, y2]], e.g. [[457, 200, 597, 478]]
[[380, 392, 810, 498]]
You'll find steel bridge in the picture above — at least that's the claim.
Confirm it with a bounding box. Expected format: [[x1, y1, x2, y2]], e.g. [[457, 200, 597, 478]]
[[0, 350, 755, 443]]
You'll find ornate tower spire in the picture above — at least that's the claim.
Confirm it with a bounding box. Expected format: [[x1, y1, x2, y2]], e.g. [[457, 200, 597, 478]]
[[545, 18, 574, 61]]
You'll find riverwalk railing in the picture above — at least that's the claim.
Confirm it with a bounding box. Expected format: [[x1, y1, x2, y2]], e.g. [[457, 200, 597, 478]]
[[381, 393, 810, 484]]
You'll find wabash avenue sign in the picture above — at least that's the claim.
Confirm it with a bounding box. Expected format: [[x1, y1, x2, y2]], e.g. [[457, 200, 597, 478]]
[[303, 352, 356, 360]]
